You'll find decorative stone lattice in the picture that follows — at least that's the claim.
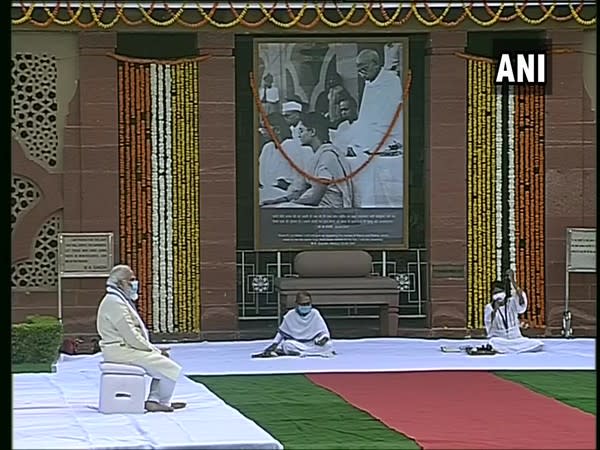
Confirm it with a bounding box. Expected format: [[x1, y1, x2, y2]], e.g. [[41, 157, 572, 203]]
[[11, 53, 59, 170], [11, 176, 42, 233], [12, 214, 62, 288]]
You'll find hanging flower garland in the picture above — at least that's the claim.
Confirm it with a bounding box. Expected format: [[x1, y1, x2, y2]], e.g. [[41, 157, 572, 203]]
[[12, 1, 596, 28], [466, 59, 498, 329], [117, 54, 203, 334], [463, 52, 546, 329]]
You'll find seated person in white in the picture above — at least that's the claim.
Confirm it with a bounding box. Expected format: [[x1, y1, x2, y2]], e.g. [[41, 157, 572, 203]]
[[260, 291, 335, 358], [484, 269, 543, 354], [96, 264, 186, 412]]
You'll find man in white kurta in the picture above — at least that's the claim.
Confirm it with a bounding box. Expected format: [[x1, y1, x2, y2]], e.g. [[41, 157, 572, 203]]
[[484, 271, 543, 354], [352, 49, 404, 208], [261, 291, 334, 357], [96, 264, 186, 412]]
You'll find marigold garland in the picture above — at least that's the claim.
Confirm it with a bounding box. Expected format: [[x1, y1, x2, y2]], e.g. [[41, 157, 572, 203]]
[[465, 57, 546, 329], [118, 57, 202, 333], [514, 84, 546, 328], [467, 59, 498, 328], [12, 1, 596, 28]]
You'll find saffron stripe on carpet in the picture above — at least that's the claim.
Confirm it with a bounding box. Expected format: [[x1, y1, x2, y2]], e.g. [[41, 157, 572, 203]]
[[307, 371, 596, 450]]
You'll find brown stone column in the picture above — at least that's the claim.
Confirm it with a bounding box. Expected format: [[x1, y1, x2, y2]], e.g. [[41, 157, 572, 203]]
[[61, 32, 119, 336], [544, 30, 596, 336], [197, 32, 239, 339], [425, 31, 468, 334]]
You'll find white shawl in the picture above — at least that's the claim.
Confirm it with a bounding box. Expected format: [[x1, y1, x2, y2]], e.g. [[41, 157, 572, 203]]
[[278, 308, 330, 342], [105, 284, 150, 341]]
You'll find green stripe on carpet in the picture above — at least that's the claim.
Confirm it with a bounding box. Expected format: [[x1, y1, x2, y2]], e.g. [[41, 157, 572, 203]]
[[191, 374, 419, 450], [495, 371, 596, 415]]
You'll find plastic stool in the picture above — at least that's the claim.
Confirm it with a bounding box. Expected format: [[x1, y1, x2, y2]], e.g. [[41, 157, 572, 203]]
[[99, 362, 146, 414]]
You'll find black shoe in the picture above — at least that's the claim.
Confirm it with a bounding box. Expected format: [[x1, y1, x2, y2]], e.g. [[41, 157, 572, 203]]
[[145, 401, 174, 412]]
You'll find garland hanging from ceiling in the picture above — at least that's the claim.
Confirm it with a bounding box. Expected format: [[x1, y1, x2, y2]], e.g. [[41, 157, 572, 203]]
[[118, 57, 201, 334], [12, 1, 596, 29], [466, 58, 546, 330]]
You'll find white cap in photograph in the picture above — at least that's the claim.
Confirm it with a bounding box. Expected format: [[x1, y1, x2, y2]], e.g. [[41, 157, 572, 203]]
[[282, 101, 302, 113]]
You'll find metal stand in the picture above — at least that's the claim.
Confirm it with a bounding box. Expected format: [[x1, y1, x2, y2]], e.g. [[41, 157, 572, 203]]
[[562, 228, 596, 338]]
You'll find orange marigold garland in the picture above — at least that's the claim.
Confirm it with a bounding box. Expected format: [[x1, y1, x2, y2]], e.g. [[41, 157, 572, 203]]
[[514, 84, 546, 328]]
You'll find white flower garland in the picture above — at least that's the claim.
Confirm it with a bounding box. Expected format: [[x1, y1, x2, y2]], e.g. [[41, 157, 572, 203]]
[[164, 66, 175, 333], [495, 86, 503, 280], [507, 86, 516, 273], [157, 64, 167, 333], [150, 64, 160, 333]]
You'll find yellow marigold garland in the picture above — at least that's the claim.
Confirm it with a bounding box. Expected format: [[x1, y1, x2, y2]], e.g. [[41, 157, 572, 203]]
[[12, 1, 596, 28]]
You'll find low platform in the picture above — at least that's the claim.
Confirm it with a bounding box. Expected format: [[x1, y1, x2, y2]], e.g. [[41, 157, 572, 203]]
[[13, 362, 283, 450], [169, 337, 596, 376]]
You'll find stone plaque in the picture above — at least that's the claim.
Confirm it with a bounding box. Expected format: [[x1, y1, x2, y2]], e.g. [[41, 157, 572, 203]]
[[58, 233, 114, 275], [431, 264, 465, 279], [567, 228, 596, 272]]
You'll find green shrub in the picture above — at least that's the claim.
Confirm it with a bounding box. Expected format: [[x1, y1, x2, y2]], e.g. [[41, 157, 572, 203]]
[[12, 315, 63, 365]]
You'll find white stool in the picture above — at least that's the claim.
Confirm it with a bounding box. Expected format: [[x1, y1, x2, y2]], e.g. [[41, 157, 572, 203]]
[[99, 362, 146, 414]]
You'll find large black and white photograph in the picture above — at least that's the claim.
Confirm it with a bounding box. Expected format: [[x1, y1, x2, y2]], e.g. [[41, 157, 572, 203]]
[[255, 38, 408, 249]]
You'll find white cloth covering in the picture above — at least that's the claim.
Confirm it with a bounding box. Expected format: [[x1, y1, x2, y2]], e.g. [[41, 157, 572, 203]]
[[13, 365, 283, 450], [484, 291, 544, 354], [273, 308, 335, 357], [52, 338, 596, 377]]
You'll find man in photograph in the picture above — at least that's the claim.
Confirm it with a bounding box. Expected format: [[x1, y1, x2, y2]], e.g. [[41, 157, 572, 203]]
[[259, 112, 312, 204], [260, 73, 280, 115], [329, 96, 358, 157], [261, 112, 356, 208], [351, 48, 404, 208], [281, 100, 303, 142]]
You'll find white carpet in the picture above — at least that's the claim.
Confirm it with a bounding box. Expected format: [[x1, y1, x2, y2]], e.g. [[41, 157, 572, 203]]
[[12, 363, 283, 450], [168, 337, 596, 375]]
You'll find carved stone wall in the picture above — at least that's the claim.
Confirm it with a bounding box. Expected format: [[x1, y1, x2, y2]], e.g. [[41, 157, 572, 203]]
[[11, 32, 78, 324]]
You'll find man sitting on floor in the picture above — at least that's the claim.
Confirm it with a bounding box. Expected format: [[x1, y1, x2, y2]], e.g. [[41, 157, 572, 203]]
[[484, 269, 543, 354], [257, 291, 335, 358], [97, 264, 186, 412]]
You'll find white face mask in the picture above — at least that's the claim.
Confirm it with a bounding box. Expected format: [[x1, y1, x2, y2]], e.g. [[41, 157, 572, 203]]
[[492, 292, 506, 304], [129, 280, 139, 301]]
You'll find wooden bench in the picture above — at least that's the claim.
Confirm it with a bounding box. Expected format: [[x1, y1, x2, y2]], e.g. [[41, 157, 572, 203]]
[[274, 250, 399, 336]]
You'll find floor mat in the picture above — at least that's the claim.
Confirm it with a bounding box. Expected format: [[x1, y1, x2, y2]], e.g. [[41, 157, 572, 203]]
[[193, 374, 419, 450], [307, 371, 596, 450]]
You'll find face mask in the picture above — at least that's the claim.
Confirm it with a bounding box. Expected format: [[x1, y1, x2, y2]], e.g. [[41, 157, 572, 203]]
[[492, 291, 506, 305], [130, 280, 139, 301], [297, 305, 312, 316]]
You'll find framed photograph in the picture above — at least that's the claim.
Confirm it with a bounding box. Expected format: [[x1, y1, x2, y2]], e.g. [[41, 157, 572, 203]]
[[254, 37, 409, 250]]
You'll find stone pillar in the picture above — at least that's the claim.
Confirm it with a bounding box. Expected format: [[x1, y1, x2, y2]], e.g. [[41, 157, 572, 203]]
[[197, 32, 239, 339], [544, 30, 596, 336], [61, 32, 119, 336], [425, 31, 468, 334]]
